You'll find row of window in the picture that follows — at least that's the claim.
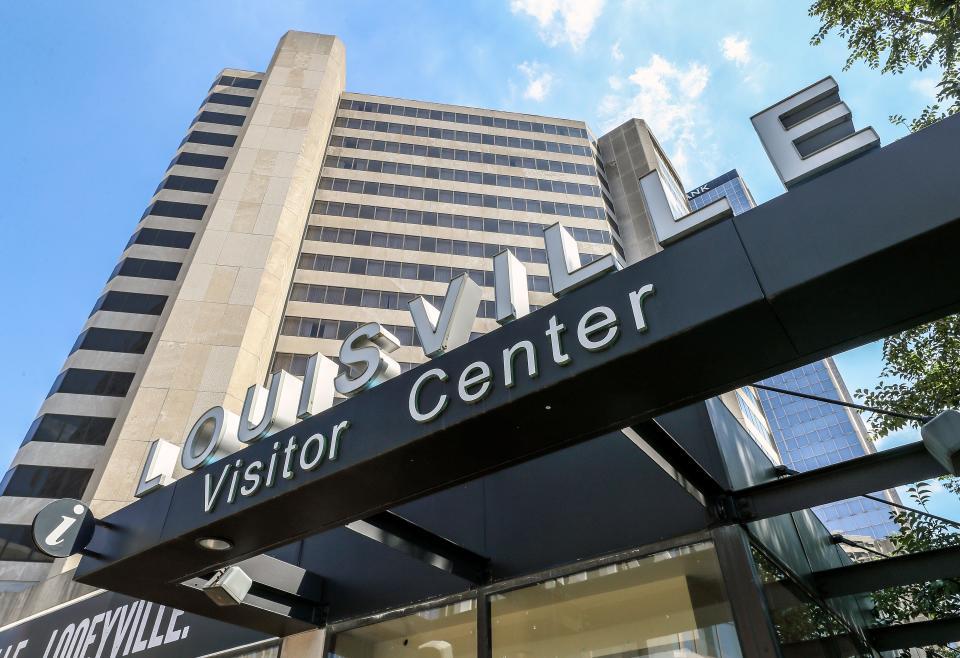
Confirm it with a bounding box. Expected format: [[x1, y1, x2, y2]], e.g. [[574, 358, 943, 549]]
[[270, 352, 418, 379], [338, 98, 589, 139], [290, 282, 505, 319], [71, 327, 152, 355], [325, 156, 601, 198], [335, 117, 593, 157], [282, 315, 430, 348], [215, 75, 262, 90], [144, 200, 207, 221], [129, 227, 194, 250], [330, 135, 597, 177], [22, 413, 114, 447], [159, 175, 218, 194], [193, 110, 245, 127], [0, 465, 93, 500], [91, 290, 168, 317], [183, 130, 237, 148], [206, 92, 253, 108], [171, 151, 228, 170], [47, 368, 135, 398], [298, 252, 556, 292], [0, 525, 54, 563], [305, 225, 608, 265], [319, 177, 607, 220], [110, 257, 181, 282], [311, 200, 621, 252]]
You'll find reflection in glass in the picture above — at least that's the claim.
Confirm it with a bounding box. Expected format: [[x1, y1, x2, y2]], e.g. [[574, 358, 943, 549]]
[[491, 542, 742, 658], [329, 601, 476, 658]]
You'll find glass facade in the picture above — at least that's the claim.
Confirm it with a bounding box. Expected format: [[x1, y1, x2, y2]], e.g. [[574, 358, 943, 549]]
[[329, 543, 744, 658], [687, 171, 899, 541]]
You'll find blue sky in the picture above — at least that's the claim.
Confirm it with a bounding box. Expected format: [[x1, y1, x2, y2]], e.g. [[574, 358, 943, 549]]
[[0, 1, 953, 519]]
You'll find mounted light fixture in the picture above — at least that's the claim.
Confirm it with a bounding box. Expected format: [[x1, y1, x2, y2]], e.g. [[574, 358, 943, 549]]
[[196, 537, 233, 551], [202, 565, 252, 606]]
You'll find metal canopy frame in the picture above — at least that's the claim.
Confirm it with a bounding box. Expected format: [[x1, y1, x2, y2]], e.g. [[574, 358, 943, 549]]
[[73, 114, 960, 643]]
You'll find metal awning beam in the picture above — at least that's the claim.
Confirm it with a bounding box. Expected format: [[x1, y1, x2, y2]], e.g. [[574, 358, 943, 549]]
[[815, 544, 960, 598]]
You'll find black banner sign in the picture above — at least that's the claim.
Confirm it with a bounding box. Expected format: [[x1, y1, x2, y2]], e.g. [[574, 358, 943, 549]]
[[0, 591, 270, 658]]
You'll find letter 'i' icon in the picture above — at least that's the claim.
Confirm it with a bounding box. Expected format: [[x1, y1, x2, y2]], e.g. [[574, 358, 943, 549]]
[[32, 498, 96, 558]]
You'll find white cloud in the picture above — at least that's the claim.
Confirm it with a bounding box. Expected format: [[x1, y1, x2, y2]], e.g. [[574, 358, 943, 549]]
[[719, 34, 751, 67], [518, 61, 554, 101], [510, 0, 606, 50], [910, 77, 939, 100], [607, 75, 623, 90], [611, 40, 623, 61], [598, 54, 713, 182]]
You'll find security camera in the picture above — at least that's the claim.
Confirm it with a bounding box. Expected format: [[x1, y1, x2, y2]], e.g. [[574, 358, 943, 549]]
[[202, 566, 252, 606]]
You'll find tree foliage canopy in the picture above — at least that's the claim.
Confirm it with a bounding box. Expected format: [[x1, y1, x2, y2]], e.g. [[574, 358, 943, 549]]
[[809, 0, 960, 129]]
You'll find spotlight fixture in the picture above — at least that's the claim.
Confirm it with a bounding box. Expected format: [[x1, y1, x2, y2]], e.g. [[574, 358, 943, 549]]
[[202, 565, 252, 606], [196, 537, 233, 551]]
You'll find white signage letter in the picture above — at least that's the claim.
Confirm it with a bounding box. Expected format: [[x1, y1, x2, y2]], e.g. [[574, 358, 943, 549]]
[[134, 439, 179, 498], [335, 323, 402, 396], [409, 274, 482, 357], [638, 169, 732, 246], [544, 223, 620, 296], [493, 250, 530, 324], [751, 76, 879, 189], [238, 371, 302, 444], [181, 406, 243, 471]]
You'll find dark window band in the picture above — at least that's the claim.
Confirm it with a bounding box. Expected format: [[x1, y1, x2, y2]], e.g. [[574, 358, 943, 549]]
[[0, 465, 93, 500], [298, 252, 568, 292], [145, 200, 207, 220], [160, 175, 217, 194], [47, 368, 135, 398], [207, 92, 254, 108], [310, 200, 621, 253], [338, 98, 589, 139], [282, 315, 426, 347], [291, 282, 497, 319], [324, 155, 600, 198], [319, 176, 606, 220], [22, 414, 114, 447], [0, 525, 54, 563], [172, 152, 228, 170], [91, 291, 167, 316], [306, 225, 608, 263], [184, 130, 237, 147], [271, 352, 418, 379], [334, 117, 593, 157], [130, 227, 194, 250], [194, 110, 245, 127], [110, 257, 181, 281], [216, 76, 262, 90], [330, 135, 596, 177], [72, 327, 152, 355]]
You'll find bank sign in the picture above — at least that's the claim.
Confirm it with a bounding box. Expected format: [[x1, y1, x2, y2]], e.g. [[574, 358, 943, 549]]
[[0, 591, 267, 658]]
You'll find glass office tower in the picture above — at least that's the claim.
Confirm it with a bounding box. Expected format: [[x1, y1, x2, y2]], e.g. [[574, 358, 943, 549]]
[[688, 170, 901, 540]]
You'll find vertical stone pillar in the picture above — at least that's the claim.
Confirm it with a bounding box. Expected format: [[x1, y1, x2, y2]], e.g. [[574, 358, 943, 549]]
[[87, 32, 345, 517]]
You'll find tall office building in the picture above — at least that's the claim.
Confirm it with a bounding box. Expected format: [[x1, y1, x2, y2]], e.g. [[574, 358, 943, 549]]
[[0, 32, 774, 601], [688, 170, 900, 540]]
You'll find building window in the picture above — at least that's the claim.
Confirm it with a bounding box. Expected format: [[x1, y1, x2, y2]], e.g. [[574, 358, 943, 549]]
[[145, 200, 207, 220], [47, 368, 135, 398], [207, 92, 254, 107], [110, 257, 181, 281], [216, 76, 262, 90], [194, 110, 245, 127], [184, 130, 237, 147], [173, 152, 228, 170], [328, 601, 477, 658], [91, 291, 167, 316], [490, 543, 742, 658], [160, 175, 217, 194], [130, 227, 194, 249], [0, 465, 93, 500], [0, 525, 54, 563], [71, 327, 152, 355], [330, 135, 597, 177], [21, 414, 114, 447], [338, 98, 589, 138]]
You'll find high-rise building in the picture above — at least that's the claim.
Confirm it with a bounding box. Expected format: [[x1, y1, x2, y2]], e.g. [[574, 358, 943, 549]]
[[687, 169, 900, 540], [0, 32, 773, 604]]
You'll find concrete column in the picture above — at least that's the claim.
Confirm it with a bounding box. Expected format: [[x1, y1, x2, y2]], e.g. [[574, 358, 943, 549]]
[[87, 31, 346, 517], [281, 628, 327, 657]]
